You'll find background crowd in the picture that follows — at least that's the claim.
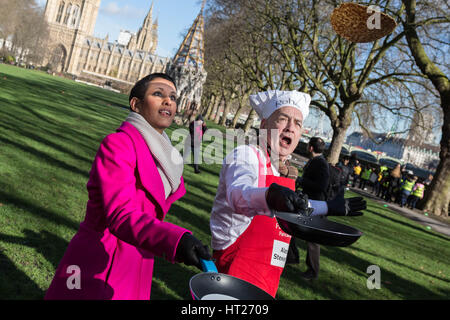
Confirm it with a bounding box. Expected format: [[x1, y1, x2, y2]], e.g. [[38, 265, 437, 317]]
[[336, 156, 433, 210]]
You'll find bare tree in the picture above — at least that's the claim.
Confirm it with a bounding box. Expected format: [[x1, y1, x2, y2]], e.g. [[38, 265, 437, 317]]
[[0, 0, 49, 64], [401, 0, 450, 216], [205, 0, 448, 170], [249, 0, 435, 164], [206, 0, 410, 163], [204, 0, 299, 131], [203, 0, 259, 128], [0, 0, 20, 40]]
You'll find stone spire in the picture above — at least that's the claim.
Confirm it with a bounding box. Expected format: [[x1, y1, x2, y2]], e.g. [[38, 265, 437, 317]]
[[143, 1, 154, 28], [136, 1, 157, 53]]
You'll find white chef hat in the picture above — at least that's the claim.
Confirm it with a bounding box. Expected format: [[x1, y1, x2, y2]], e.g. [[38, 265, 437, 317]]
[[249, 90, 311, 121]]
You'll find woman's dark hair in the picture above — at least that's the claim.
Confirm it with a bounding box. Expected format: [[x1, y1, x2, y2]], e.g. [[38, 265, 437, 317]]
[[308, 136, 326, 154], [128, 73, 177, 104]]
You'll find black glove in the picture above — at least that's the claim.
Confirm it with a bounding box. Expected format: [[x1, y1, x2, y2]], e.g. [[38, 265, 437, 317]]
[[266, 183, 310, 214], [175, 233, 212, 270], [326, 191, 366, 216]]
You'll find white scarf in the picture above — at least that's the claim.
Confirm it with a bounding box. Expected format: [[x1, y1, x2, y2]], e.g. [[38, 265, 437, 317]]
[[126, 112, 184, 199]]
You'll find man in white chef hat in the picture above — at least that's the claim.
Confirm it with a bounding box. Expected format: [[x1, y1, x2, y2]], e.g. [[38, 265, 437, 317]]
[[209, 90, 366, 297]]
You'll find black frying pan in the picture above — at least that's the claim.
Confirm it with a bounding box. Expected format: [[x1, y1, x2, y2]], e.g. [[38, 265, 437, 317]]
[[274, 212, 362, 247], [189, 260, 274, 300]]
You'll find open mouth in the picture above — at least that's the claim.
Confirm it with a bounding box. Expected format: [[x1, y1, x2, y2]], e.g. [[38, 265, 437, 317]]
[[159, 109, 172, 117], [280, 136, 292, 147]]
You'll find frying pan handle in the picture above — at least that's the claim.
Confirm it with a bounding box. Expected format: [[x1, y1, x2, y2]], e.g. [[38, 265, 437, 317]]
[[200, 259, 218, 273]]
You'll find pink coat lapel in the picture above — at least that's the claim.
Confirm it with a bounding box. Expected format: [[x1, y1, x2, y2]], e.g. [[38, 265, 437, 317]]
[[117, 122, 186, 216]]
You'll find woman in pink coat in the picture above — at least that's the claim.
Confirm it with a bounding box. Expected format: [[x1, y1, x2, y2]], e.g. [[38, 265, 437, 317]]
[[45, 73, 211, 300]]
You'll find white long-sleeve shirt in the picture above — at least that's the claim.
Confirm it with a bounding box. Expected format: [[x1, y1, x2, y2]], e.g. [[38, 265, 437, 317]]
[[210, 145, 328, 250]]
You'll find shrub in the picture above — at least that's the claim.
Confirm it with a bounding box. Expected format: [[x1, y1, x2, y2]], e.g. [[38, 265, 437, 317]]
[[5, 55, 15, 64]]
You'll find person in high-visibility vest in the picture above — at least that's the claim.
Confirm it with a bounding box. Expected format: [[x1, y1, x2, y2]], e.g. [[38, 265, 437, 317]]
[[408, 178, 425, 209], [352, 163, 362, 187], [358, 166, 372, 190], [373, 167, 383, 196], [399, 174, 417, 207], [380, 170, 391, 200]]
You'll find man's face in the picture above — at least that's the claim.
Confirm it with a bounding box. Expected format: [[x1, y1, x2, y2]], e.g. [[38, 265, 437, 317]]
[[261, 106, 304, 160]]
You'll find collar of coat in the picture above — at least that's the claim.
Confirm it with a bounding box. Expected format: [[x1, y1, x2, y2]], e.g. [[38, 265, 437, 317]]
[[117, 121, 186, 217]]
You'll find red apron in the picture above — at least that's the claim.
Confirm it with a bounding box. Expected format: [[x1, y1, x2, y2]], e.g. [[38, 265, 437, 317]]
[[213, 146, 294, 297]]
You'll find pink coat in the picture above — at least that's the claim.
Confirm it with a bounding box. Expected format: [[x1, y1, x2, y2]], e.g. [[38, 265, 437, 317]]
[[45, 122, 190, 300]]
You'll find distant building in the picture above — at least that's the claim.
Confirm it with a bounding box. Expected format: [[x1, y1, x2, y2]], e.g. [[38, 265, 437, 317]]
[[346, 131, 439, 169], [42, 0, 207, 113], [43, 0, 166, 87], [346, 132, 404, 158], [403, 140, 440, 170], [117, 30, 134, 47], [407, 112, 436, 146]]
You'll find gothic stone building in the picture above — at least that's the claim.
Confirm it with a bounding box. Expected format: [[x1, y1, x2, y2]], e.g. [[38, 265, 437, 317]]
[[43, 0, 207, 112], [43, 0, 168, 87]]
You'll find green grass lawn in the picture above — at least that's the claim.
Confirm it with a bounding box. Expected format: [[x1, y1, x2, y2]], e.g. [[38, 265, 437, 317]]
[[0, 64, 449, 300]]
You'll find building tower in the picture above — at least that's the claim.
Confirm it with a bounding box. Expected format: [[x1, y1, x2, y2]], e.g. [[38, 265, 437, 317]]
[[135, 1, 158, 53], [43, 0, 101, 73], [407, 111, 436, 145], [167, 0, 207, 114]]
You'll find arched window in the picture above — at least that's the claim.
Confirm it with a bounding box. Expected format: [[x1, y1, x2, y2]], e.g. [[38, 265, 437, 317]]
[[70, 5, 80, 28], [63, 3, 72, 25], [56, 1, 65, 23]]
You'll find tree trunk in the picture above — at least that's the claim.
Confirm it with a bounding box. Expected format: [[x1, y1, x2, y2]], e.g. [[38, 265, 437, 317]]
[[327, 125, 348, 165], [422, 139, 450, 216], [219, 96, 232, 126], [213, 100, 222, 123], [211, 95, 223, 122], [243, 109, 257, 133], [206, 94, 219, 120], [232, 105, 244, 128], [403, 0, 450, 216], [420, 101, 449, 216], [327, 103, 354, 165], [203, 94, 216, 118]]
